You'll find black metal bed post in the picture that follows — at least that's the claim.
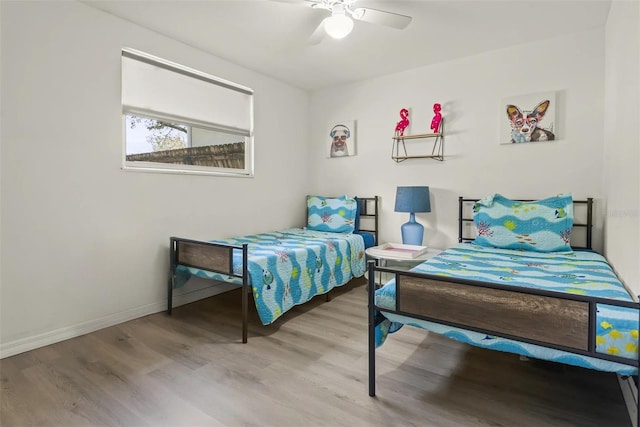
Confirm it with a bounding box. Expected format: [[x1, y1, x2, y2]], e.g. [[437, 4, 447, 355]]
[[368, 260, 376, 397], [588, 301, 596, 353], [242, 244, 249, 343], [586, 198, 593, 250], [373, 196, 379, 245], [168, 238, 176, 315], [458, 197, 463, 243]]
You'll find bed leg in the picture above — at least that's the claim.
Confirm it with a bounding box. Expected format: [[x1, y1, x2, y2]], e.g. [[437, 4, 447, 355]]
[[621, 374, 640, 427], [167, 274, 173, 315], [368, 260, 376, 397], [242, 244, 248, 343], [168, 238, 175, 315], [242, 285, 248, 343], [326, 291, 331, 302]]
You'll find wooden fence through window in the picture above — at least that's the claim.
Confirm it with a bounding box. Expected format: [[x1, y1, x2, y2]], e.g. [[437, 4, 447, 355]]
[[126, 142, 245, 169]]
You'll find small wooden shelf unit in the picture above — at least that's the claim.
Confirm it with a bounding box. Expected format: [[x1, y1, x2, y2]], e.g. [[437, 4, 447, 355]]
[[391, 119, 444, 162]]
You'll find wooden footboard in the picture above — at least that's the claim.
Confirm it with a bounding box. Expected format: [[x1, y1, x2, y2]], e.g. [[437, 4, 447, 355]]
[[168, 237, 249, 342], [174, 239, 237, 275], [397, 274, 590, 351]]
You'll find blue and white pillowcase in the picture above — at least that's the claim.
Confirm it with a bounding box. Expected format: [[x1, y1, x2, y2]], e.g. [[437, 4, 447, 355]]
[[307, 195, 357, 234], [473, 193, 574, 252]]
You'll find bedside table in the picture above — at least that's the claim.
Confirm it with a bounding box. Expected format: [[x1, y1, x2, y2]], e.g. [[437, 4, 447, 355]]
[[365, 245, 442, 284]]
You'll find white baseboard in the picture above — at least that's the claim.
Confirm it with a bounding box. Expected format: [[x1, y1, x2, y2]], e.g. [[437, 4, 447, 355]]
[[618, 374, 638, 427], [0, 300, 166, 359], [0, 280, 237, 359]]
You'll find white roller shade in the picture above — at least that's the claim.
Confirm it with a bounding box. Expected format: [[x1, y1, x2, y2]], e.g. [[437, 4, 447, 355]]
[[122, 49, 253, 135]]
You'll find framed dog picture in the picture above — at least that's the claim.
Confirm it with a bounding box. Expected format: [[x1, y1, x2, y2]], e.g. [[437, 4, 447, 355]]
[[500, 91, 557, 144], [328, 120, 357, 158]]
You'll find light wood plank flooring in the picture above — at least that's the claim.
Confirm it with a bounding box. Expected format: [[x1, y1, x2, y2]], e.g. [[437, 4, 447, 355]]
[[1, 278, 631, 426]]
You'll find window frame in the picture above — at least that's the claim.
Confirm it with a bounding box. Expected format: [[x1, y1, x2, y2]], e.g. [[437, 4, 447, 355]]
[[121, 48, 255, 177]]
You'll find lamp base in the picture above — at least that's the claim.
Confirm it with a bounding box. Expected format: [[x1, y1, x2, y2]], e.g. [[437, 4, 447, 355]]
[[401, 213, 424, 246]]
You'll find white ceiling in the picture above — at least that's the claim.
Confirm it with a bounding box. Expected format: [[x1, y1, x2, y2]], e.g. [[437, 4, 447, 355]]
[[82, 0, 612, 91]]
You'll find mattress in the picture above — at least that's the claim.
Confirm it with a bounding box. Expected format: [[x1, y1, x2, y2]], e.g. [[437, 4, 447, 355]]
[[375, 243, 638, 375]]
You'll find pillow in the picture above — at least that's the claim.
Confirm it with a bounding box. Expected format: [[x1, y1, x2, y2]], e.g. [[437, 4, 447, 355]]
[[473, 193, 574, 252], [307, 195, 357, 233]]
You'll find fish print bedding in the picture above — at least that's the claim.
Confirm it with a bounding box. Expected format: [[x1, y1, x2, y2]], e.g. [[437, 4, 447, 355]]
[[375, 244, 638, 375], [175, 228, 366, 325]]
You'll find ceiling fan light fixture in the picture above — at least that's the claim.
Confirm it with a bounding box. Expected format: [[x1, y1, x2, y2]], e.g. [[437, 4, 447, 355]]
[[324, 13, 354, 39]]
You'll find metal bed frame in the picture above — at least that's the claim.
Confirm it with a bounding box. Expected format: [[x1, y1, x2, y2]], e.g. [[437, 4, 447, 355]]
[[168, 196, 379, 343], [368, 196, 639, 424]]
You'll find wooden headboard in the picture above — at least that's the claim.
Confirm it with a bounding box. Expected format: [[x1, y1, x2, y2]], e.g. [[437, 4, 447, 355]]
[[458, 197, 593, 250]]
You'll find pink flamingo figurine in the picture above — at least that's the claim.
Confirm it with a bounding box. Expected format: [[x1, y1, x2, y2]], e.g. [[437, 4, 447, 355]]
[[395, 108, 410, 136], [430, 103, 442, 133]]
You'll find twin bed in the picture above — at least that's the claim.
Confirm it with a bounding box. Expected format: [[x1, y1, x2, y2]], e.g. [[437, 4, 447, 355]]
[[168, 195, 378, 342], [368, 194, 639, 422]]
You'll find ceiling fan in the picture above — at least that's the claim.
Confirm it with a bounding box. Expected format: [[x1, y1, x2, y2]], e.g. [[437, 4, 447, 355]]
[[279, 0, 412, 41]]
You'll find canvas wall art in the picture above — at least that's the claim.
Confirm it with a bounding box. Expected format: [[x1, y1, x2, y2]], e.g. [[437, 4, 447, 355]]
[[500, 91, 557, 144], [328, 120, 356, 157]]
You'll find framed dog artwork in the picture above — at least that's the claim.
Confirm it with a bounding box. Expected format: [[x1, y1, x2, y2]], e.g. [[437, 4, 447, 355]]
[[328, 120, 357, 158], [500, 91, 557, 144]]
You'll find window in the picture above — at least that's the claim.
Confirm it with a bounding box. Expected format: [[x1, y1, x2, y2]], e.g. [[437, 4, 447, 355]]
[[121, 49, 254, 176]]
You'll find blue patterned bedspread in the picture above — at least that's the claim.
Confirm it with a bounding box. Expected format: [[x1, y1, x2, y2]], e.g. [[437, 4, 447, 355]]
[[175, 228, 366, 325], [375, 244, 639, 375]]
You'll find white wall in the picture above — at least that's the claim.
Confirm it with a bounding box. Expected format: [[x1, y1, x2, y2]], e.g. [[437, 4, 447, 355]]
[[310, 30, 607, 254], [0, 1, 310, 357], [603, 1, 640, 295]]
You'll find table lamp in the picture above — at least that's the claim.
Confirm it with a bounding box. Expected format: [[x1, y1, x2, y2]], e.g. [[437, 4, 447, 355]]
[[394, 186, 431, 245]]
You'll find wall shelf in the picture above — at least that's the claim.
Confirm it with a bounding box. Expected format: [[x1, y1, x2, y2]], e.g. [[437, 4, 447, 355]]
[[391, 119, 444, 162], [392, 132, 441, 140]]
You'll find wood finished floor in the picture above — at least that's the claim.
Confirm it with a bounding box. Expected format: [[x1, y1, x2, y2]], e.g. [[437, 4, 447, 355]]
[[0, 278, 631, 426]]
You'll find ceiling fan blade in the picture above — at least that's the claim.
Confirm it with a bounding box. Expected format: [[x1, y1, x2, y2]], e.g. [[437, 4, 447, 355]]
[[269, 0, 324, 8], [308, 18, 326, 45], [304, 0, 327, 8], [352, 7, 412, 30]]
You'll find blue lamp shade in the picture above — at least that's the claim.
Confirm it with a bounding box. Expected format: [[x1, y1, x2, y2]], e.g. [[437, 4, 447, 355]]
[[394, 186, 431, 245]]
